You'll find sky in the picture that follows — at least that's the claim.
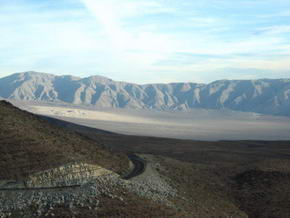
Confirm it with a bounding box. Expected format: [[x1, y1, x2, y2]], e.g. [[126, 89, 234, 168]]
[[0, 0, 290, 83]]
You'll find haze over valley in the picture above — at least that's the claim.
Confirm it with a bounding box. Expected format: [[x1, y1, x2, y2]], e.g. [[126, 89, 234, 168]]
[[15, 102, 290, 141], [1, 71, 289, 141]]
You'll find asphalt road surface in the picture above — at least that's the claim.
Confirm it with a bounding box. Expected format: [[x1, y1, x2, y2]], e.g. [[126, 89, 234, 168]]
[[123, 154, 146, 180]]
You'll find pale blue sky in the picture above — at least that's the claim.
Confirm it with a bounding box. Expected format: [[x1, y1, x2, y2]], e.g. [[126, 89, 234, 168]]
[[0, 0, 290, 83]]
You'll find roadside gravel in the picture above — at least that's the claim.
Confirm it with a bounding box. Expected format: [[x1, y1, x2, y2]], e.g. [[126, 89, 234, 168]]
[[0, 155, 177, 217]]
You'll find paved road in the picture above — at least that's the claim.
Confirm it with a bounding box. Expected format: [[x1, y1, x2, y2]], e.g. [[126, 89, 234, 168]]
[[123, 154, 146, 180]]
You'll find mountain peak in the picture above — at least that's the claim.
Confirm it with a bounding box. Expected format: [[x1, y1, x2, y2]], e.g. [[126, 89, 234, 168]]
[[20, 71, 54, 76], [86, 75, 113, 83]]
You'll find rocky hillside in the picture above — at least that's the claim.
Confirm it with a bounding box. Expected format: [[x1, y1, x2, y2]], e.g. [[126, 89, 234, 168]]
[[0, 71, 290, 116], [0, 101, 184, 217], [0, 100, 128, 181], [1, 100, 289, 217]]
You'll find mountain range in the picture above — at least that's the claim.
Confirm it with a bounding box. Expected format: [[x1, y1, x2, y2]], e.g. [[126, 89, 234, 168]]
[[0, 71, 290, 116]]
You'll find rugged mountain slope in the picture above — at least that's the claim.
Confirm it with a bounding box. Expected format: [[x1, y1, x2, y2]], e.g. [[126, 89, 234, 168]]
[[1, 100, 289, 217], [1, 71, 290, 116], [0, 101, 190, 218], [42, 114, 290, 218], [0, 100, 128, 180]]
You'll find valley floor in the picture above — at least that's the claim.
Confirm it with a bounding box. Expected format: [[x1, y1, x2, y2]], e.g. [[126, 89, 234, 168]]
[[17, 102, 290, 141]]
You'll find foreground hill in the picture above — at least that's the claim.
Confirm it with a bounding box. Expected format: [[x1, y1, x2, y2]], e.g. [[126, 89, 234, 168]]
[[1, 101, 289, 217], [51, 117, 290, 218], [36, 115, 290, 218], [0, 100, 128, 180], [0, 101, 185, 217], [1, 71, 290, 116]]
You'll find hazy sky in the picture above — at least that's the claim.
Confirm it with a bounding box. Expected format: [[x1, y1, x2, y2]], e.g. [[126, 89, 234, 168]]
[[1, 0, 290, 83]]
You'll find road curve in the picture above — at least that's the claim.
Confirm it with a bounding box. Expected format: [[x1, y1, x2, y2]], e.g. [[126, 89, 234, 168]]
[[1, 154, 145, 191], [123, 154, 146, 180]]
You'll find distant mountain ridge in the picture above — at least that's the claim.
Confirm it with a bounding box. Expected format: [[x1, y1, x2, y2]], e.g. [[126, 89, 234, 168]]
[[0, 71, 290, 116]]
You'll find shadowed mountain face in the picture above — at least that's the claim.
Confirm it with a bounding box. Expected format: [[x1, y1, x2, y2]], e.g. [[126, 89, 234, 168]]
[[1, 71, 290, 116], [0, 100, 128, 180]]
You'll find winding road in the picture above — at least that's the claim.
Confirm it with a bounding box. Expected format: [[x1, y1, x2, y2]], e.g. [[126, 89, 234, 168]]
[[123, 154, 146, 180], [0, 154, 146, 191]]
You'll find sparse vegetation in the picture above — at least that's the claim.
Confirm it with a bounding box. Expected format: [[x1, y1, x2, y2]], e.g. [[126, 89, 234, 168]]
[[55, 118, 290, 218], [0, 101, 128, 180], [1, 100, 290, 217]]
